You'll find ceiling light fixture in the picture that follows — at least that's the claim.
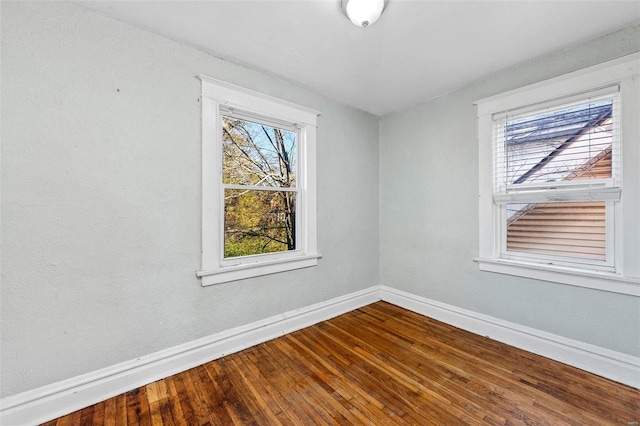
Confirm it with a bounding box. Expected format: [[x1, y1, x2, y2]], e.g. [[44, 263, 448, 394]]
[[342, 0, 386, 28]]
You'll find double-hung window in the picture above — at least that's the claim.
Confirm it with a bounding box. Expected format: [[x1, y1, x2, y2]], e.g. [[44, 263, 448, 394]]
[[475, 54, 640, 295], [197, 76, 320, 285], [495, 89, 620, 270]]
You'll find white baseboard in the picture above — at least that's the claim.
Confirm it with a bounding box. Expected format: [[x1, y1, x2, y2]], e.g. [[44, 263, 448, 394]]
[[3, 284, 638, 425], [380, 286, 640, 389], [0, 286, 382, 426]]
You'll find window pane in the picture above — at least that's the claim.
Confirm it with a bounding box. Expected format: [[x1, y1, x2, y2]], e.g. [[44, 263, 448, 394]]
[[505, 99, 613, 185], [222, 116, 296, 188], [224, 189, 296, 258], [506, 201, 606, 261]]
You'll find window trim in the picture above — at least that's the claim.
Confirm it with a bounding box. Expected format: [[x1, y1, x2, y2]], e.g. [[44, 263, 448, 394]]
[[474, 53, 640, 296], [196, 76, 321, 286]]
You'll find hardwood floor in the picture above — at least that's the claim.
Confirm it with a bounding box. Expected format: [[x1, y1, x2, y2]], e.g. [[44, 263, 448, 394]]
[[43, 302, 639, 425]]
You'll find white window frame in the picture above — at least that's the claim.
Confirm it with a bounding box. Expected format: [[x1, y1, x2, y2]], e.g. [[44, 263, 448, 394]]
[[196, 76, 321, 286], [474, 53, 640, 296]]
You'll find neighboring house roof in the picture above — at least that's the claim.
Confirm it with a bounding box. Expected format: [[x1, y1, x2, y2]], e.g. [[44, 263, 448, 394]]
[[507, 101, 612, 185], [507, 102, 611, 146]]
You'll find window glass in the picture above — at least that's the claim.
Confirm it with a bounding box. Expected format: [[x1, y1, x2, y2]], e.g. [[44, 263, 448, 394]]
[[502, 99, 613, 186], [221, 116, 298, 259], [506, 201, 606, 261], [222, 116, 297, 188], [224, 189, 296, 257], [493, 95, 618, 267]]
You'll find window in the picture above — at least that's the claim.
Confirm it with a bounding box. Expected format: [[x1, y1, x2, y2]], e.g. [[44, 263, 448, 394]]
[[475, 54, 640, 296], [496, 92, 620, 270], [197, 76, 320, 286], [222, 115, 298, 258]]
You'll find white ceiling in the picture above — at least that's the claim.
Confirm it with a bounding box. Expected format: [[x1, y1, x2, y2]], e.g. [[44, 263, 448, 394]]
[[77, 1, 640, 116]]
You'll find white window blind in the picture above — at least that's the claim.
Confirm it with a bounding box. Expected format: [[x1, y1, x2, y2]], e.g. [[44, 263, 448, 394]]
[[492, 86, 621, 204]]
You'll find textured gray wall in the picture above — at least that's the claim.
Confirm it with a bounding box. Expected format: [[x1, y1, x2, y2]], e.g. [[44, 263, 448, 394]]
[[380, 24, 640, 357], [1, 1, 380, 397]]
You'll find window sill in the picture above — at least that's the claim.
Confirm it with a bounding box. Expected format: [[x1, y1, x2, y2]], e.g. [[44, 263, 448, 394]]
[[474, 257, 640, 296], [197, 253, 322, 286]]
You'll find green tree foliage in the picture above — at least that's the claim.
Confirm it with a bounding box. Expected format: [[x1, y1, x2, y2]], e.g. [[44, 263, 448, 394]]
[[222, 116, 296, 258]]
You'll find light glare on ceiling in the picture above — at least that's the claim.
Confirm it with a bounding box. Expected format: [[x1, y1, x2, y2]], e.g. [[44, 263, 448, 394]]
[[342, 0, 386, 28]]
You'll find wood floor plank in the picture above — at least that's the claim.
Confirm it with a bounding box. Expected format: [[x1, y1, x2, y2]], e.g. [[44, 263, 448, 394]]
[[376, 310, 611, 426], [145, 381, 165, 426], [157, 397, 176, 426], [64, 407, 83, 425], [54, 415, 70, 425], [217, 355, 282, 425], [162, 377, 186, 426], [77, 405, 94, 426], [203, 357, 259, 425], [186, 365, 234, 425], [282, 333, 399, 425], [245, 343, 323, 425], [307, 325, 448, 425], [125, 388, 151, 426], [344, 310, 559, 424], [91, 401, 106, 426], [163, 374, 201, 426], [42, 301, 640, 425], [271, 337, 362, 424], [295, 326, 416, 422], [292, 328, 391, 415], [102, 398, 117, 426], [232, 350, 298, 424], [317, 320, 484, 425], [252, 339, 341, 424], [384, 311, 619, 426], [343, 317, 504, 423]]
